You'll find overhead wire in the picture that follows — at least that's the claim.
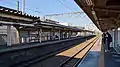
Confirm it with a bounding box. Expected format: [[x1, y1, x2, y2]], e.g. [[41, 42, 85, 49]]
[[0, 0, 45, 15], [0, 0, 85, 24], [56, 0, 75, 12], [54, 0, 85, 22], [63, 0, 86, 23], [0, 0, 17, 7], [61, 0, 78, 11], [59, 0, 85, 20]]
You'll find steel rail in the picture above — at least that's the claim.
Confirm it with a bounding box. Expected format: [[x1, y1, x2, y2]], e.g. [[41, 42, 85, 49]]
[[59, 37, 99, 67]]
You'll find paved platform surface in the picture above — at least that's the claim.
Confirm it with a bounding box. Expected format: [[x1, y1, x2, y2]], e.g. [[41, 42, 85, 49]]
[[77, 37, 120, 67], [77, 38, 102, 67], [0, 37, 83, 53], [104, 48, 120, 67]]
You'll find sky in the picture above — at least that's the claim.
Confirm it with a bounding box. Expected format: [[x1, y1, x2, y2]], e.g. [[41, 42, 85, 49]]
[[0, 0, 99, 31]]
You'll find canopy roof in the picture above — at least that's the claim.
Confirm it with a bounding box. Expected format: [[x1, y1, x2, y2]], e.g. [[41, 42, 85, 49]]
[[0, 6, 39, 19], [0, 6, 94, 32], [75, 0, 120, 32]]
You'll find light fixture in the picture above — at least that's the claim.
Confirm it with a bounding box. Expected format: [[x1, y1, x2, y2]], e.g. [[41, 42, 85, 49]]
[[83, 0, 93, 6], [92, 11, 98, 20]]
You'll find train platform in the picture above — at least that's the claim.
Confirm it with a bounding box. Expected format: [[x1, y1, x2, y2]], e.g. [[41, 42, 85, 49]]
[[2, 36, 120, 67], [104, 48, 120, 67], [0, 36, 94, 67], [77, 38, 120, 67], [0, 36, 86, 53], [77, 37, 102, 67]]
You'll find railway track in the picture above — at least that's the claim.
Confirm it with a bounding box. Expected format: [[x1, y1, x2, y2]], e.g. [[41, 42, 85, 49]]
[[25, 37, 98, 67], [59, 37, 98, 67], [10, 36, 92, 67]]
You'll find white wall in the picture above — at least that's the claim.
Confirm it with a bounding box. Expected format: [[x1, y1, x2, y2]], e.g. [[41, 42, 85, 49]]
[[0, 26, 19, 45]]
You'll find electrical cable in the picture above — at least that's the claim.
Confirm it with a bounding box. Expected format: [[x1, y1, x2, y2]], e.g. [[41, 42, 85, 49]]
[[60, 0, 78, 11], [0, 0, 45, 15], [56, 0, 75, 12]]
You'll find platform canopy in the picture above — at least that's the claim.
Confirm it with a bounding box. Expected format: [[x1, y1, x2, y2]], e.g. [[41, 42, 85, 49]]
[[75, 0, 120, 32], [0, 6, 94, 33], [0, 6, 39, 26]]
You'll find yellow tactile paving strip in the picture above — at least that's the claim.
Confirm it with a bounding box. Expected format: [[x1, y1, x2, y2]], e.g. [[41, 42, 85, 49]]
[[76, 37, 102, 67], [56, 37, 97, 58], [74, 38, 97, 58], [91, 37, 102, 51]]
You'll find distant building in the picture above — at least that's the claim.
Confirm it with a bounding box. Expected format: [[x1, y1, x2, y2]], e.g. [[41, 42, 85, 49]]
[[73, 26, 85, 29], [58, 22, 69, 26]]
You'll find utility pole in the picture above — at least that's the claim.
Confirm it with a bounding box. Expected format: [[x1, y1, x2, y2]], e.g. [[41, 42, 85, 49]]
[[22, 0, 25, 14], [16, 1, 19, 11]]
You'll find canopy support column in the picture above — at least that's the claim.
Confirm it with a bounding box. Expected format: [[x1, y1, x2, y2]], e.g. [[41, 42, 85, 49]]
[[39, 28, 42, 43], [114, 29, 118, 48], [7, 25, 12, 46], [59, 30, 61, 40]]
